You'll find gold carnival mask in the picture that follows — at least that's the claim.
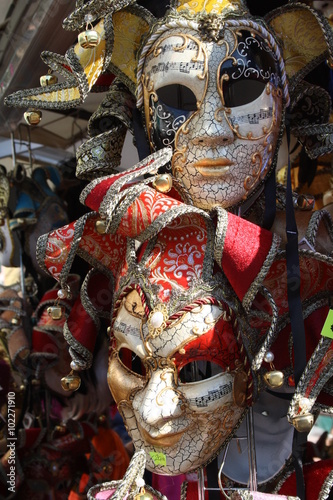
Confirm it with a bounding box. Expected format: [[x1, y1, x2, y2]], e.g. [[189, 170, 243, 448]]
[[108, 289, 249, 475]]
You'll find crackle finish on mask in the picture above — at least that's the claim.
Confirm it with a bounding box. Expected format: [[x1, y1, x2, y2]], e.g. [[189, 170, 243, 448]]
[[143, 27, 283, 210], [108, 289, 247, 475]]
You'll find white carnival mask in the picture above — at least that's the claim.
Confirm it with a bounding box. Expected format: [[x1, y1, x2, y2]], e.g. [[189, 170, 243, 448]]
[[108, 289, 248, 475], [142, 25, 283, 210]]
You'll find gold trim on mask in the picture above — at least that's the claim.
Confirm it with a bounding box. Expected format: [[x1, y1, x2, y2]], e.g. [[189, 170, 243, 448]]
[[147, 303, 168, 339], [108, 350, 146, 404], [142, 32, 208, 152], [123, 289, 146, 320], [177, 0, 248, 16], [142, 74, 155, 151], [242, 151, 263, 196]]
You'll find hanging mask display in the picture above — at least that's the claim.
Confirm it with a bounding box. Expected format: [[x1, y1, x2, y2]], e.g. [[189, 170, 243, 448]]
[[4, 0, 333, 498], [34, 146, 284, 475]]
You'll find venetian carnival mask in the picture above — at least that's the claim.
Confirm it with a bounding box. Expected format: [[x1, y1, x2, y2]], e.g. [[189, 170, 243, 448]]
[[142, 23, 284, 210], [108, 284, 249, 475], [5, 0, 333, 484]]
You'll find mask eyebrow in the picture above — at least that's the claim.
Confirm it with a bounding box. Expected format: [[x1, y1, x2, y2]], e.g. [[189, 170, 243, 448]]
[[123, 296, 146, 319], [167, 296, 231, 328], [171, 318, 241, 371], [113, 284, 150, 324]]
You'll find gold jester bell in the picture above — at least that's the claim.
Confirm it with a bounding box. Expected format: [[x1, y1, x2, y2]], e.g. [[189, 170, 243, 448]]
[[134, 488, 153, 500]]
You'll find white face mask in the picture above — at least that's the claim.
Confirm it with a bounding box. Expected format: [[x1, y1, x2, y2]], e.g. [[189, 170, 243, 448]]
[[143, 27, 283, 210], [108, 289, 248, 475]]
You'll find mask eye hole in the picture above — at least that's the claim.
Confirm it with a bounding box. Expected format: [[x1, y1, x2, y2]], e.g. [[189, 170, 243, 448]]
[[156, 84, 197, 112], [119, 347, 146, 377], [222, 79, 266, 108], [220, 29, 278, 108], [179, 360, 223, 383]]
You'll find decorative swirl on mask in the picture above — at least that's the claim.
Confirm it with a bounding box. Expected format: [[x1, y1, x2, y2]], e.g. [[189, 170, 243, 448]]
[[243, 151, 263, 195], [147, 303, 168, 339], [152, 104, 187, 147], [156, 384, 188, 408], [171, 143, 188, 174]]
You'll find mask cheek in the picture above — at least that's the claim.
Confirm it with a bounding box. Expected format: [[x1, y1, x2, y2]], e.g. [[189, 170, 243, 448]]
[[227, 84, 279, 141], [180, 372, 236, 412], [107, 353, 145, 405]]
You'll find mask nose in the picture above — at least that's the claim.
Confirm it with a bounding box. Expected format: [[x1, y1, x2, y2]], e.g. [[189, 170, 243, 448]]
[[192, 130, 234, 147], [133, 368, 185, 427], [183, 93, 235, 147]]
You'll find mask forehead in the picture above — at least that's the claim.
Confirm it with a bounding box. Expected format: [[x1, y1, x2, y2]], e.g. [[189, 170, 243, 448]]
[[143, 30, 209, 97]]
